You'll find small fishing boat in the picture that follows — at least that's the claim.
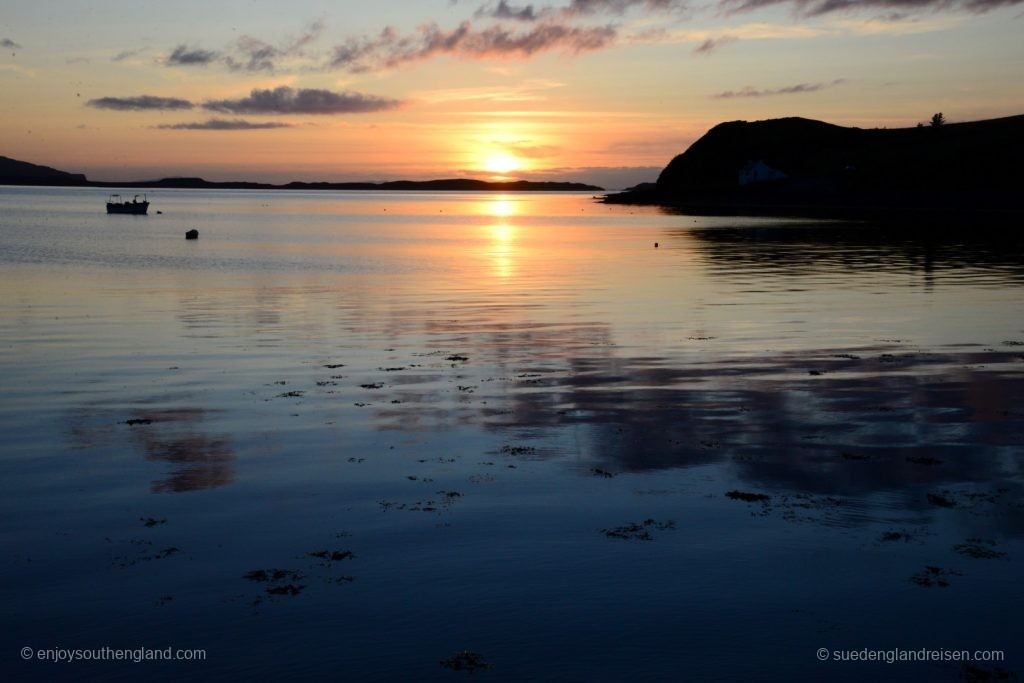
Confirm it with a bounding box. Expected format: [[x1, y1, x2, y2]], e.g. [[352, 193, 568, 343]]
[[106, 194, 149, 214]]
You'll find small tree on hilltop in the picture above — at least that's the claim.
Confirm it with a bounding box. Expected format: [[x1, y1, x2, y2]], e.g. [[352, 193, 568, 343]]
[[930, 112, 945, 127]]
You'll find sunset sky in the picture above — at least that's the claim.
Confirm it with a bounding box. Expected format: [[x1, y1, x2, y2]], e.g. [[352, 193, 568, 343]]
[[2, 0, 1022, 187]]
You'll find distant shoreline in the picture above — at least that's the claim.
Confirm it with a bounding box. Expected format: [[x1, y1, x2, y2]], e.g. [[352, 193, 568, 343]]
[[0, 176, 604, 193]]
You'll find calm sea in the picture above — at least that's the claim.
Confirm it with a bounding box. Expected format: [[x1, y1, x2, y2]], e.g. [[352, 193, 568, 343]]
[[2, 186, 1022, 681]]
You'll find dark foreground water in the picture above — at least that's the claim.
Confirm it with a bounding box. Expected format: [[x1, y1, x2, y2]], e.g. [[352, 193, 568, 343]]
[[1, 186, 1022, 681]]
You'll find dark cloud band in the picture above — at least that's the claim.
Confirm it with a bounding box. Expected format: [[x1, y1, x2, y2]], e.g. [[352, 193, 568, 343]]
[[155, 118, 293, 130], [167, 45, 220, 66], [203, 86, 402, 114], [87, 95, 194, 111], [713, 79, 845, 98]]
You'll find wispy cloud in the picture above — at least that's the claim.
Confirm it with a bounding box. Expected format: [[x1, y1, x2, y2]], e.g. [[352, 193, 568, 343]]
[[712, 78, 846, 98], [87, 95, 195, 110], [165, 20, 326, 72], [474, 0, 688, 21], [330, 20, 616, 72], [166, 45, 221, 66], [1, 38, 21, 49], [203, 86, 402, 114], [477, 0, 541, 20], [226, 19, 326, 71], [413, 78, 564, 104], [154, 0, 1013, 78], [112, 48, 146, 62], [155, 118, 293, 130], [829, 14, 964, 35], [717, 0, 1022, 18], [693, 35, 738, 54]]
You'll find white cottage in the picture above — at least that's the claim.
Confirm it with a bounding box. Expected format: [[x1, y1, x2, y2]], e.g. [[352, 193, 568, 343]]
[[738, 160, 787, 186]]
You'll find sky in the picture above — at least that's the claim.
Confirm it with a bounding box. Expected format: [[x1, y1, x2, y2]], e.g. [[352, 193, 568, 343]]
[[2, 0, 1022, 188]]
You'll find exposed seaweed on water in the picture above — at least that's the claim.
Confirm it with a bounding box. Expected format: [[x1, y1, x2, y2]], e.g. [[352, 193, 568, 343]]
[[909, 566, 962, 588], [307, 550, 355, 562], [601, 519, 675, 541], [840, 452, 871, 461], [500, 445, 536, 456], [927, 492, 958, 508], [439, 650, 491, 672], [726, 490, 770, 503], [953, 539, 1007, 560], [113, 544, 180, 568]]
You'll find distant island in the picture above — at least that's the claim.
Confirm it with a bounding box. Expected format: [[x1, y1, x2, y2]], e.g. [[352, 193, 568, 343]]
[[0, 156, 603, 192], [606, 114, 1024, 220]]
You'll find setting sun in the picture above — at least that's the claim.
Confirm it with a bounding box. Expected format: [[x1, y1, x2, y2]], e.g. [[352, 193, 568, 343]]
[[483, 153, 522, 176]]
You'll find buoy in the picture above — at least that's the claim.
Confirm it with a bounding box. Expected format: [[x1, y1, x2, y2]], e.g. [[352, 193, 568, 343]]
[[185, 229, 199, 240]]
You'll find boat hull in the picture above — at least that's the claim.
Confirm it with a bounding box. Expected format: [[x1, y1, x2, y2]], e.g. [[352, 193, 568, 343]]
[[106, 202, 149, 215]]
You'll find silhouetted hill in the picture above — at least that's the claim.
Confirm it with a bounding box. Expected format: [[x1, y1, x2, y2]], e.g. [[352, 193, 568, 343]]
[[0, 156, 87, 185], [0, 158, 602, 192], [606, 115, 1024, 220]]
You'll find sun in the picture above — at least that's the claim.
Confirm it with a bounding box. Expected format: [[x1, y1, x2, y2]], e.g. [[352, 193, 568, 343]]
[[483, 153, 522, 176]]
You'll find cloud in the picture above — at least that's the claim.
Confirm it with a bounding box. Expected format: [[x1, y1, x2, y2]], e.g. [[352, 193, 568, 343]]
[[716, 0, 1023, 18], [712, 78, 845, 97], [87, 95, 195, 110], [166, 45, 221, 66], [155, 118, 293, 130], [476, 0, 540, 19], [330, 20, 616, 72], [693, 35, 738, 54], [474, 0, 687, 20], [1, 38, 21, 49], [170, 20, 326, 72], [563, 0, 687, 15], [112, 48, 145, 62], [831, 14, 964, 34], [203, 86, 402, 114], [226, 36, 279, 71], [286, 18, 327, 52]]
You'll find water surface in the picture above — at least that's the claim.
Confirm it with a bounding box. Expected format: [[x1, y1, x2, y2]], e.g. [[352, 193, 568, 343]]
[[2, 186, 1022, 681]]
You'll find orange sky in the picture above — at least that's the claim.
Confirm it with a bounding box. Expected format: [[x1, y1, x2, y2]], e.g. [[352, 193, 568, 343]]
[[2, 0, 1023, 187]]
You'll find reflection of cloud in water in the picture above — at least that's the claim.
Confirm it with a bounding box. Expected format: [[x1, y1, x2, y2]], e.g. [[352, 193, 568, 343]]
[[362, 326, 1024, 532], [68, 406, 236, 494], [127, 408, 235, 494]]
